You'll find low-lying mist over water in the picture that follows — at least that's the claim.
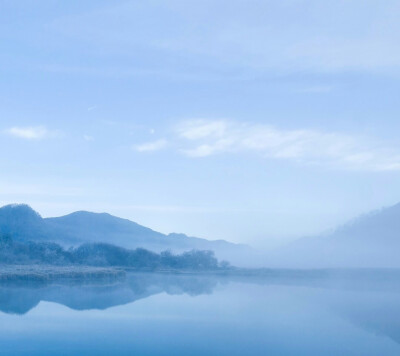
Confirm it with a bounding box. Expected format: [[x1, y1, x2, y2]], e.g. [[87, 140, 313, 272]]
[[1, 202, 400, 354], [2, 200, 400, 355], [1, 271, 400, 355]]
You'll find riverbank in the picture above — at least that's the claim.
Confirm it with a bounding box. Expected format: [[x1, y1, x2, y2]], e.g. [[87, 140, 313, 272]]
[[0, 265, 125, 283]]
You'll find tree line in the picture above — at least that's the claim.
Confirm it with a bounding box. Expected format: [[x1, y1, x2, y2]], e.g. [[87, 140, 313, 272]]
[[0, 234, 230, 271]]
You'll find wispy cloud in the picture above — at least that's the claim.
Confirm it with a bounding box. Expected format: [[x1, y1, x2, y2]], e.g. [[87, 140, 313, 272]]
[[83, 134, 95, 142], [5, 126, 56, 140], [134, 139, 168, 152], [297, 86, 332, 94], [176, 120, 400, 172], [49, 1, 400, 75]]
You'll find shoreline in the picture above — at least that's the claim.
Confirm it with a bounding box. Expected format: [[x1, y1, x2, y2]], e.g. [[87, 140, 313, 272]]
[[2, 264, 400, 280], [0, 265, 126, 283]]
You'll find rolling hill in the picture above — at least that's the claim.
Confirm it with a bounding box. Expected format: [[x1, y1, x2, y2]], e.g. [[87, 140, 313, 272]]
[[269, 202, 400, 268], [0, 204, 246, 260]]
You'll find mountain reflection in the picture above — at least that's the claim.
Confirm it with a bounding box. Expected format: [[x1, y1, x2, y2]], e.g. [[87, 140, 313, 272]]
[[333, 293, 400, 346], [2, 268, 400, 349], [0, 273, 220, 315]]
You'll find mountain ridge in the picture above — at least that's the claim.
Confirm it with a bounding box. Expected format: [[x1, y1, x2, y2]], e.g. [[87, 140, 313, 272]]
[[0, 204, 246, 259], [268, 202, 400, 268]]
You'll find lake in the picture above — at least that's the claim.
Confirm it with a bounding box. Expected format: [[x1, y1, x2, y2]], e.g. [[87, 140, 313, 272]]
[[0, 271, 399, 355]]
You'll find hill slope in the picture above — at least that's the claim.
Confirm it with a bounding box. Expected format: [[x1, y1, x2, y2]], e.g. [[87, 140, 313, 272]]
[[270, 203, 400, 268], [0, 204, 245, 259]]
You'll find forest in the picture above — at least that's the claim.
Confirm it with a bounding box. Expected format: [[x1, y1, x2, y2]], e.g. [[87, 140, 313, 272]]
[[0, 234, 229, 271]]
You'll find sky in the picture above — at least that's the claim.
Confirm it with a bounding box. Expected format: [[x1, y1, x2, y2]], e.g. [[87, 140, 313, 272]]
[[1, 0, 400, 248]]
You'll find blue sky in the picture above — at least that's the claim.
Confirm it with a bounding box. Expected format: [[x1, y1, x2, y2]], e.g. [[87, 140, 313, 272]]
[[1, 0, 400, 247]]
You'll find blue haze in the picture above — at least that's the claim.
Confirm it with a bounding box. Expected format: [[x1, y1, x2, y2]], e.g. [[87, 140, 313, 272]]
[[1, 273, 400, 355], [1, 1, 400, 247]]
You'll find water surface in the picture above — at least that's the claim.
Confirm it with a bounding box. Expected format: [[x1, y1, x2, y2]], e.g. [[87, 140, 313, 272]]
[[0, 271, 399, 355]]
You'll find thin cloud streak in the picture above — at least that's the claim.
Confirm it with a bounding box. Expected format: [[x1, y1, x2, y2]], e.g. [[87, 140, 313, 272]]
[[176, 120, 400, 172], [135, 139, 168, 152], [48, 1, 400, 75], [4, 126, 60, 140], [83, 135, 95, 142]]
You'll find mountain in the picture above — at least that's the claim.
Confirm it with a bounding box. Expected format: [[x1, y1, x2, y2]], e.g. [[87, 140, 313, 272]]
[[0, 204, 246, 260], [269, 203, 400, 268]]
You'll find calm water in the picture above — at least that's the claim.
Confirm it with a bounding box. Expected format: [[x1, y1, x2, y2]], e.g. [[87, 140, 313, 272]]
[[0, 272, 400, 355]]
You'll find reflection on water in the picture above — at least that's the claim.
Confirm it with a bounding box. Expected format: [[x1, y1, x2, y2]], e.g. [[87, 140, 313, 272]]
[[1, 270, 400, 355], [0, 273, 219, 315]]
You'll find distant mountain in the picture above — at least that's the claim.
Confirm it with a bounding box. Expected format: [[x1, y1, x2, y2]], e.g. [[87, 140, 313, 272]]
[[323, 203, 400, 245], [0, 204, 246, 260], [270, 203, 400, 268]]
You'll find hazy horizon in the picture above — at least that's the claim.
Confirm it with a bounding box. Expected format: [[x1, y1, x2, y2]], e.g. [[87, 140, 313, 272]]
[[2, 3, 400, 355], [0, 201, 397, 252], [2, 1, 400, 248]]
